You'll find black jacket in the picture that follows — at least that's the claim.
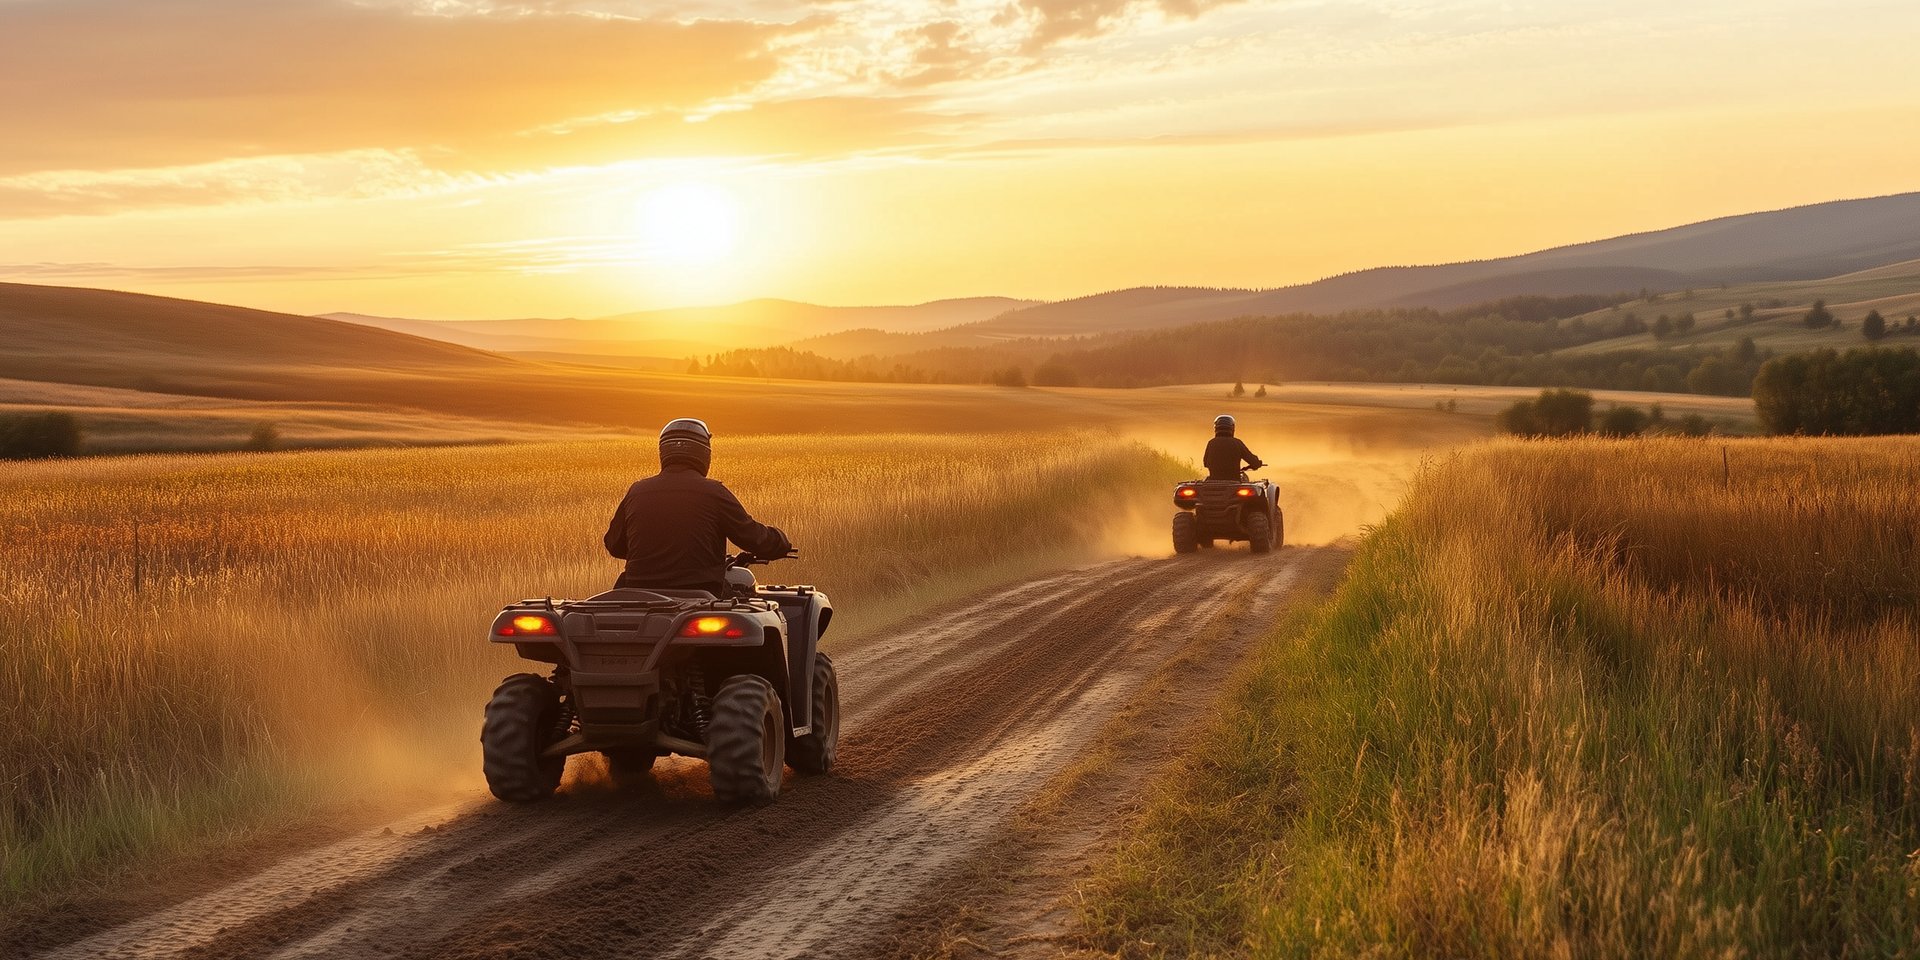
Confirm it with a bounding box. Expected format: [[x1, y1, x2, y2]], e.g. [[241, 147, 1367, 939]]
[[603, 466, 791, 592], [1204, 436, 1263, 480]]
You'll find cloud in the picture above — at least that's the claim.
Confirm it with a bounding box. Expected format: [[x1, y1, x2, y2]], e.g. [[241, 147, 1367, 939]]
[[474, 96, 971, 168], [0, 150, 498, 218], [0, 0, 783, 177], [1017, 0, 1244, 51]]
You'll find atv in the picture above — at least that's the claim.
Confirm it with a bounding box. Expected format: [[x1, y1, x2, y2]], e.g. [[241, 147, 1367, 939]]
[[1171, 473, 1283, 554], [480, 550, 837, 804]]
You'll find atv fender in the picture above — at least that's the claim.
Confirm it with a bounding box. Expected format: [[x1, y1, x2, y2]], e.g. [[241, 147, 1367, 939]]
[[760, 588, 833, 737]]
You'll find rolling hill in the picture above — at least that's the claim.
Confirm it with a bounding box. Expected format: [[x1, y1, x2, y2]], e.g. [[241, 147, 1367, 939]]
[[0, 282, 517, 392], [1556, 257, 1920, 356], [321, 192, 1920, 362], [326, 296, 1035, 359], [914, 191, 1920, 344]]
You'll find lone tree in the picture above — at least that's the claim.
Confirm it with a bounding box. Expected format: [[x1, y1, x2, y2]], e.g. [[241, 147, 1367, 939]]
[[1863, 309, 1888, 341], [245, 422, 281, 452], [1231, 381, 1246, 397], [1803, 300, 1836, 329]]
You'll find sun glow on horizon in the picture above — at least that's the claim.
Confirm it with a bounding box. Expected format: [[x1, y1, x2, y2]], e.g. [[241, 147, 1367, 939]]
[[635, 181, 742, 267]]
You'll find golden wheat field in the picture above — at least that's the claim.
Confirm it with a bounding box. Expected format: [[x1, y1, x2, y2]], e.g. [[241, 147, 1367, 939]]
[[0, 433, 1184, 901], [1089, 437, 1920, 958]]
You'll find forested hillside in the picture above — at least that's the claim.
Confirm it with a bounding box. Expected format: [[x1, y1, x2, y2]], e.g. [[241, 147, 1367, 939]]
[[690, 293, 1769, 396]]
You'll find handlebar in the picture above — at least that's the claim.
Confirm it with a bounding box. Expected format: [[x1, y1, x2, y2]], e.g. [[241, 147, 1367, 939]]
[[726, 547, 799, 568]]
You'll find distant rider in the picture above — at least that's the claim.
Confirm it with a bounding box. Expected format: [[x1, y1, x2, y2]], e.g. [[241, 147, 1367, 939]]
[[603, 418, 791, 594], [1204, 415, 1264, 480]]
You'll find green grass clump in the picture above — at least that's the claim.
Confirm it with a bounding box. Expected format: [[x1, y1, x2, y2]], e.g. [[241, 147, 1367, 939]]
[[1085, 437, 1920, 959]]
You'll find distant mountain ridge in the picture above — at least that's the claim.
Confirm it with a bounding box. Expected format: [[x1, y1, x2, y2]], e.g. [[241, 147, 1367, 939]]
[[325, 192, 1920, 359], [325, 296, 1037, 358], [955, 191, 1920, 343]]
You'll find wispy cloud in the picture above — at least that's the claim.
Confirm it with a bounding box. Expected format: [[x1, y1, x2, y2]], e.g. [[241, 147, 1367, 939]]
[[0, 150, 506, 218]]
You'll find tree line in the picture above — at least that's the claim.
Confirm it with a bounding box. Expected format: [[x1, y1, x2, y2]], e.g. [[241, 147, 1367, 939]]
[[687, 293, 1773, 396], [1753, 347, 1920, 435]]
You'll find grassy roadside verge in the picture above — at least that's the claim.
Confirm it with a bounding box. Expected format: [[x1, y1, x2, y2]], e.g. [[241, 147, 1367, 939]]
[[1083, 437, 1920, 958], [0, 433, 1186, 908]]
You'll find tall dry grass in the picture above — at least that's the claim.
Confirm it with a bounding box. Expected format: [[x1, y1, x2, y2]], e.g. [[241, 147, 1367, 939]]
[[0, 433, 1183, 902], [1087, 437, 1920, 958]]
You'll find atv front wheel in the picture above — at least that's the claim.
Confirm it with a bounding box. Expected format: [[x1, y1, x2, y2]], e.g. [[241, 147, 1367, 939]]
[[788, 652, 840, 775], [708, 674, 786, 803], [482, 673, 565, 802], [1247, 510, 1274, 555], [603, 749, 657, 787], [1172, 512, 1199, 554]]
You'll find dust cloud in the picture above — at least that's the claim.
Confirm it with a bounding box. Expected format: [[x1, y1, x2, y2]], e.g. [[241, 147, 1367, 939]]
[[1110, 406, 1479, 552]]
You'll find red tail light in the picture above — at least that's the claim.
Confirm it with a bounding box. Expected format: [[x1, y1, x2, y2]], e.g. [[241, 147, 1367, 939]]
[[1177, 487, 1197, 499], [679, 615, 749, 639], [496, 613, 558, 636], [1235, 487, 1256, 498]]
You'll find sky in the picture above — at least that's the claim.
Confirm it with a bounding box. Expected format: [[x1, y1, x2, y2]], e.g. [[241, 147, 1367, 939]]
[[1, 0, 1918, 319]]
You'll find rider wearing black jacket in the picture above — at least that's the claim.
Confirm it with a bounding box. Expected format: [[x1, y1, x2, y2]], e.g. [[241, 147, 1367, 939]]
[[603, 419, 791, 593], [1204, 414, 1264, 480]]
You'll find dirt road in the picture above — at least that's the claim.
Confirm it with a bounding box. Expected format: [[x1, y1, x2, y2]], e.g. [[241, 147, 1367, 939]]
[[27, 548, 1339, 960]]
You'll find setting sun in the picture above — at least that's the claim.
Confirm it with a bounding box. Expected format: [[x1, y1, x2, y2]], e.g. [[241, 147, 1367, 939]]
[[636, 181, 741, 267]]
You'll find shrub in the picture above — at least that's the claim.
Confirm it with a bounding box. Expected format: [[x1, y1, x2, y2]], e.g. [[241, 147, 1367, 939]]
[[245, 423, 281, 452], [1597, 405, 1651, 436], [1498, 388, 1593, 437], [0, 412, 82, 459]]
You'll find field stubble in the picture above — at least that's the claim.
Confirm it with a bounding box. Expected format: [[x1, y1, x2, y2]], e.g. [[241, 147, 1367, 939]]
[[0, 433, 1186, 903]]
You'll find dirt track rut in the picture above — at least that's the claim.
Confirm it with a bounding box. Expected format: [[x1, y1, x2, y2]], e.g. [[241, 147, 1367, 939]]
[[32, 549, 1321, 960]]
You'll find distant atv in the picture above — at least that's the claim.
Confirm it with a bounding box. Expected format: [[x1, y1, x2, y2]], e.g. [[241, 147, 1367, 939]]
[[481, 550, 837, 804], [1171, 474, 1283, 554]]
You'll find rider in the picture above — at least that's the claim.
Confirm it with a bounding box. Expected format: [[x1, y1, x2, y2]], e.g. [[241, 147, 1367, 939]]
[[1204, 414, 1264, 480], [603, 418, 792, 594]]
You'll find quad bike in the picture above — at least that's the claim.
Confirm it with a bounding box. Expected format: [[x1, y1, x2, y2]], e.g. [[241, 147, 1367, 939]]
[[481, 549, 837, 804], [1171, 473, 1283, 554]]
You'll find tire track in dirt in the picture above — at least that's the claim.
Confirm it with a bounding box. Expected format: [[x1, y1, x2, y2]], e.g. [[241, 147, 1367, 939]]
[[30, 551, 1303, 960]]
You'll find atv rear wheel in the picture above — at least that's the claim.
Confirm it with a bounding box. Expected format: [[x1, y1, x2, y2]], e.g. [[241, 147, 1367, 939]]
[[603, 749, 657, 787], [788, 652, 840, 775], [708, 674, 785, 803], [482, 673, 565, 802], [1247, 510, 1273, 555], [1273, 510, 1286, 550], [1172, 512, 1199, 554]]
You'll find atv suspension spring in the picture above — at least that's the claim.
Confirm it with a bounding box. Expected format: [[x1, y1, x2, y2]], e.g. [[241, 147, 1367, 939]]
[[688, 668, 713, 735], [551, 692, 577, 740]]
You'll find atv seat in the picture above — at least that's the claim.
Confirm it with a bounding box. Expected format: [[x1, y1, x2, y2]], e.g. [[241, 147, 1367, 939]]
[[589, 587, 717, 602]]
